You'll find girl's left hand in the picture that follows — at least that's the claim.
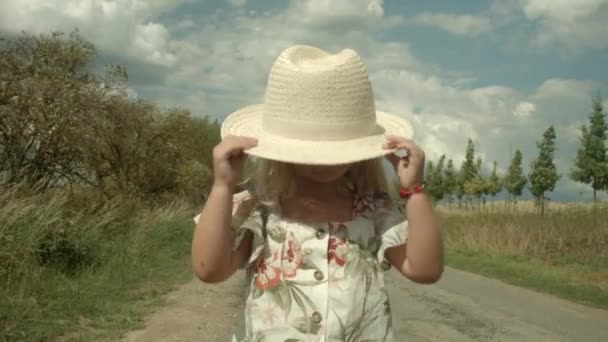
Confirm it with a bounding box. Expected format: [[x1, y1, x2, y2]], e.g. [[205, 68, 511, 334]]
[[382, 135, 426, 188]]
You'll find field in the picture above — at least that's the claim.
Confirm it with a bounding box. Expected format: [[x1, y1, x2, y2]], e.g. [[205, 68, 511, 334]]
[[1, 188, 607, 341], [439, 200, 608, 309], [0, 186, 196, 341]]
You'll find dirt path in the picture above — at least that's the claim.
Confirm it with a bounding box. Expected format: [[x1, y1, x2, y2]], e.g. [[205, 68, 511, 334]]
[[121, 268, 608, 342]]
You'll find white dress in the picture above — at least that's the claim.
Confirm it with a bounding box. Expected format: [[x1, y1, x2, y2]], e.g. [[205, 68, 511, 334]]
[[194, 190, 408, 342]]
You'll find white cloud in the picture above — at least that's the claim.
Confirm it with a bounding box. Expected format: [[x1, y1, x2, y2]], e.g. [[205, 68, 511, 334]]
[[229, 0, 248, 8], [513, 101, 536, 117], [0, 0, 604, 202], [0, 0, 182, 66], [414, 12, 492, 37], [519, 0, 608, 51], [298, 0, 384, 18]]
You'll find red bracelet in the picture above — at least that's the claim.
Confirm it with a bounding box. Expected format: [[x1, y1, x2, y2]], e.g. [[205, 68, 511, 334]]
[[399, 183, 425, 199]]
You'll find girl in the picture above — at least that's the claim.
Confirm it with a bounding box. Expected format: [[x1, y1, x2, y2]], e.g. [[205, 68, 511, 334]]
[[192, 45, 443, 341]]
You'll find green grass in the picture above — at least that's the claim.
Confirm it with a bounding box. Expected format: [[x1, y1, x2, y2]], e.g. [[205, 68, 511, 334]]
[[440, 203, 608, 310], [0, 186, 197, 341], [446, 250, 608, 310]]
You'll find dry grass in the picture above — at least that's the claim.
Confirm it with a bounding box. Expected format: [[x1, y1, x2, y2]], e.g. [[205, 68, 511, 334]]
[[440, 200, 607, 263], [439, 200, 608, 307]]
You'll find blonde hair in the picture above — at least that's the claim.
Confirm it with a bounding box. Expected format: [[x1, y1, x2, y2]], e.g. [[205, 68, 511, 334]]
[[241, 157, 390, 211]]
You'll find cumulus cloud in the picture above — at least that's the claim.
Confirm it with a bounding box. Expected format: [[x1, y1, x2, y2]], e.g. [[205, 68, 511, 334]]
[[414, 12, 492, 37], [519, 0, 608, 51], [0, 0, 603, 201], [229, 0, 248, 8], [513, 102, 536, 117], [0, 0, 181, 66]]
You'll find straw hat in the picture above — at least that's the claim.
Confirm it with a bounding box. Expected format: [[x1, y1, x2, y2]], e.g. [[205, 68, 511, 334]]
[[221, 45, 414, 165]]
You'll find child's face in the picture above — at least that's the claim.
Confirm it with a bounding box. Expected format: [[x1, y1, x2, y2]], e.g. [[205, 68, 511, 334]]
[[292, 163, 352, 183]]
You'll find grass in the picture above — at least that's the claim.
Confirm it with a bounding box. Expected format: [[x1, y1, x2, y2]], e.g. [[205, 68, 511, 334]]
[[2, 185, 607, 341], [439, 200, 608, 310], [0, 185, 197, 341]]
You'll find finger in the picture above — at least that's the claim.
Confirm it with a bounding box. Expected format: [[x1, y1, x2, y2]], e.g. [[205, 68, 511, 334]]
[[226, 135, 258, 147], [223, 136, 258, 154], [385, 135, 416, 149], [384, 153, 400, 169], [382, 139, 397, 149], [386, 136, 424, 159]]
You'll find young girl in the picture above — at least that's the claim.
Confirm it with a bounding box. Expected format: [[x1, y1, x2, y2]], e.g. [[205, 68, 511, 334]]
[[192, 45, 443, 341]]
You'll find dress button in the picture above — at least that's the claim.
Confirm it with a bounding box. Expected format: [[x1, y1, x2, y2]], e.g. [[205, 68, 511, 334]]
[[314, 270, 324, 281], [311, 311, 322, 324], [315, 228, 325, 239], [303, 247, 313, 255]]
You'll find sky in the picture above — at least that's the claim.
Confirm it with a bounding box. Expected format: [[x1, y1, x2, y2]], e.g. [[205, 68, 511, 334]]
[[1, 0, 607, 202]]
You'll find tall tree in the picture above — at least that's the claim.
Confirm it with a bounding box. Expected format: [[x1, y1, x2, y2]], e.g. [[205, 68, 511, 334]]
[[428, 155, 446, 204], [462, 139, 477, 183], [504, 149, 527, 204], [424, 161, 439, 204], [488, 160, 503, 202], [425, 155, 445, 203], [477, 157, 490, 206], [461, 138, 478, 208], [570, 94, 608, 202], [528, 126, 560, 215], [443, 159, 457, 207], [456, 162, 466, 208]]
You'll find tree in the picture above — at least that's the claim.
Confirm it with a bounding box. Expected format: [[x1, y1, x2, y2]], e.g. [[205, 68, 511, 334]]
[[461, 138, 478, 209], [0, 30, 220, 205], [424, 161, 437, 203], [426, 155, 446, 204], [488, 160, 503, 203], [462, 139, 477, 183], [504, 149, 527, 204], [443, 159, 457, 207], [529, 125, 560, 215], [476, 157, 490, 206], [456, 162, 466, 208], [570, 94, 608, 202], [463, 156, 488, 209], [0, 31, 99, 188]]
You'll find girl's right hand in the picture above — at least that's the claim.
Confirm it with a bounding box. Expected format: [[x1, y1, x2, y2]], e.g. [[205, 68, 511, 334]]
[[212, 135, 258, 189]]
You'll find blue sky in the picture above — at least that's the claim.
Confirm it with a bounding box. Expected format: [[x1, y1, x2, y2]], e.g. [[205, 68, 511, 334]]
[[1, 0, 607, 202]]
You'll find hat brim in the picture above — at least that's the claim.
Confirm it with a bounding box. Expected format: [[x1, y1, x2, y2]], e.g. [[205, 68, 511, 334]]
[[221, 104, 414, 165]]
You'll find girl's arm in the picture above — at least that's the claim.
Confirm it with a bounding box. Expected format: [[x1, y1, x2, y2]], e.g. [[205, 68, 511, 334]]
[[191, 184, 252, 283], [191, 135, 257, 283], [382, 135, 444, 284], [385, 191, 443, 284]]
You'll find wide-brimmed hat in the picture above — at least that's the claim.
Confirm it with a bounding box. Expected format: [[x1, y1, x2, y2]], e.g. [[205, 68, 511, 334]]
[[221, 45, 414, 165]]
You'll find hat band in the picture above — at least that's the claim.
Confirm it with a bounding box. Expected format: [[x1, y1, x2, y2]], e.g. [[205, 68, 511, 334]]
[[262, 115, 383, 141]]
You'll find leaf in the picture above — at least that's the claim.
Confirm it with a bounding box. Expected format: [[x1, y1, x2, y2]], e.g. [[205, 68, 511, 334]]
[[299, 258, 318, 271], [286, 279, 326, 286], [332, 308, 347, 339], [291, 317, 310, 334], [289, 284, 318, 311], [282, 284, 293, 321], [291, 316, 322, 335], [272, 282, 291, 312], [267, 225, 286, 243], [290, 286, 308, 317], [252, 286, 263, 299]]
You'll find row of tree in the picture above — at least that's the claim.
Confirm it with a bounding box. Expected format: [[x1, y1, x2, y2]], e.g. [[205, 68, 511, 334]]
[[422, 95, 607, 214], [0, 31, 220, 206]]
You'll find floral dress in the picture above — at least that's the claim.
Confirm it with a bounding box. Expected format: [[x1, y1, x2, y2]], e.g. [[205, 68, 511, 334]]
[[194, 190, 408, 342]]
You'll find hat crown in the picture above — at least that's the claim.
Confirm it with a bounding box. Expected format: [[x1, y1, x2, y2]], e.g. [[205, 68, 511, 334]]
[[262, 45, 379, 141]]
